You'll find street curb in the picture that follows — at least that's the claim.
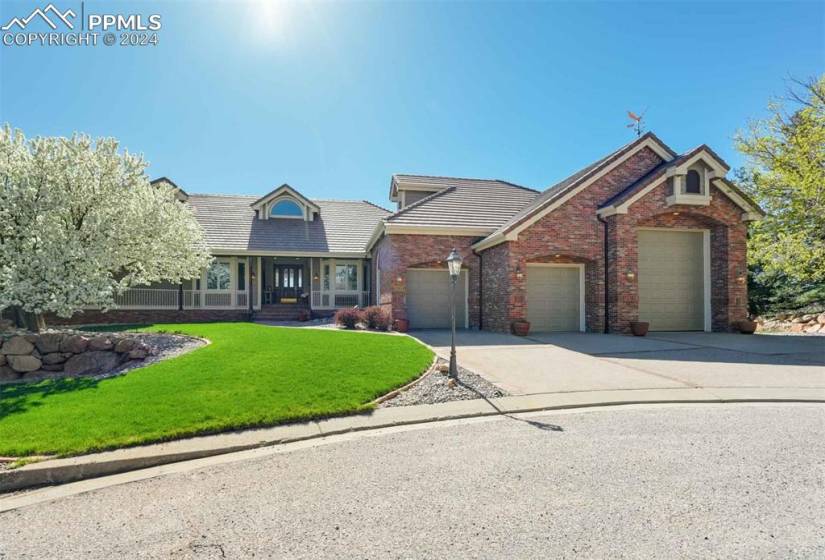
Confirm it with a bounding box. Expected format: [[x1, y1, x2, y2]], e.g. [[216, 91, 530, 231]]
[[2, 387, 823, 494]]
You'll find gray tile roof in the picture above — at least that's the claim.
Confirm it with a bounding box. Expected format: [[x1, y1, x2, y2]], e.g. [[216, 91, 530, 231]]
[[487, 132, 677, 237], [386, 176, 539, 230], [187, 194, 390, 255]]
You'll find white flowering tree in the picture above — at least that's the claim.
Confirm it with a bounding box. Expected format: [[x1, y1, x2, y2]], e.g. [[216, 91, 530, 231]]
[[0, 125, 212, 330]]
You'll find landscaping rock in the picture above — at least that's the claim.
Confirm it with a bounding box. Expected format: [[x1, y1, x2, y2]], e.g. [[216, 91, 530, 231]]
[[0, 366, 20, 381], [88, 336, 114, 351], [64, 351, 121, 376], [128, 343, 150, 360], [8, 354, 42, 373], [0, 319, 14, 332], [41, 364, 65, 372], [0, 354, 5, 367], [34, 333, 63, 354], [60, 335, 89, 354], [790, 323, 806, 333], [804, 324, 822, 333], [1, 336, 35, 355], [42, 352, 70, 365], [114, 338, 138, 353], [818, 313, 825, 325]]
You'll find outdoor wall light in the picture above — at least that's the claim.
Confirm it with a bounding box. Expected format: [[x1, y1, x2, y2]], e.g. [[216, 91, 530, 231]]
[[554, 254, 561, 258], [673, 211, 680, 216], [396, 276, 403, 283], [515, 265, 523, 279], [626, 270, 636, 280]]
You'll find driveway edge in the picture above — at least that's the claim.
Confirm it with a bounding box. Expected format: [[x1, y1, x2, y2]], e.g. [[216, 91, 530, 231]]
[[2, 387, 824, 494]]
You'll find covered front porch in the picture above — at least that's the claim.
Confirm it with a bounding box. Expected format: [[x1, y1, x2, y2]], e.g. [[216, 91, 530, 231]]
[[110, 254, 372, 314]]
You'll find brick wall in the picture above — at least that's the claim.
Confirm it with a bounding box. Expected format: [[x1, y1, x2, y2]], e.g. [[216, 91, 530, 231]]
[[479, 146, 749, 334], [609, 182, 749, 332], [482, 147, 664, 333], [45, 309, 251, 327], [374, 234, 481, 328]]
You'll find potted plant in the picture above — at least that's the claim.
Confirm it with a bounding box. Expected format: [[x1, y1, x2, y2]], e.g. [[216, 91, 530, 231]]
[[393, 318, 409, 333], [630, 321, 649, 337], [511, 319, 530, 336], [736, 318, 758, 334]]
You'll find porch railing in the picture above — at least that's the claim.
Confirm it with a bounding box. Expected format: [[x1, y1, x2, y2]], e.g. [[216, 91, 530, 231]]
[[113, 288, 179, 309], [111, 288, 250, 310], [311, 291, 370, 308]]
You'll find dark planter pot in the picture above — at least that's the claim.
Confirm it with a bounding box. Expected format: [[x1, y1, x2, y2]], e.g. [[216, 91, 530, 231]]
[[511, 320, 531, 337], [736, 320, 757, 334], [630, 321, 649, 337], [393, 318, 409, 333]]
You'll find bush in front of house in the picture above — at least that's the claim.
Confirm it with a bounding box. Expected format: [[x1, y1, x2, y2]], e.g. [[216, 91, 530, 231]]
[[363, 306, 391, 331], [335, 308, 363, 329]]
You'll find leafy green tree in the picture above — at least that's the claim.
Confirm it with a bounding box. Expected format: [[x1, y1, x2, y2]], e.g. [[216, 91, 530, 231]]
[[736, 76, 825, 312]]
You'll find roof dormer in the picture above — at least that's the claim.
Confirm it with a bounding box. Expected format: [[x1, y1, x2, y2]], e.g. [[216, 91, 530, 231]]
[[664, 147, 728, 207], [250, 184, 320, 221], [390, 175, 447, 210]]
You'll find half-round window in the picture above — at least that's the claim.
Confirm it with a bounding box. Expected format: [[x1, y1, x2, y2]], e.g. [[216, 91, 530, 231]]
[[270, 199, 303, 217], [685, 170, 702, 194]]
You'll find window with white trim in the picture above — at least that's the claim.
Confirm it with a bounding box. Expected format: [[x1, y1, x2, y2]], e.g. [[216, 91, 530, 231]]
[[335, 264, 358, 291]]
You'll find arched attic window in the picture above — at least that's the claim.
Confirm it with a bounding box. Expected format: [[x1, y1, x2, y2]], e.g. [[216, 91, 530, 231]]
[[685, 170, 702, 194], [270, 199, 304, 218]]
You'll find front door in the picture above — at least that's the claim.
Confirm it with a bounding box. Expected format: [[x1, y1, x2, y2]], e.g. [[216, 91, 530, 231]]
[[274, 265, 303, 303]]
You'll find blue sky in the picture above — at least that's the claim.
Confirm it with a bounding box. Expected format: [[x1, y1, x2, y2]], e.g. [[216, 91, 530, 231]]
[[1, 1, 822, 205]]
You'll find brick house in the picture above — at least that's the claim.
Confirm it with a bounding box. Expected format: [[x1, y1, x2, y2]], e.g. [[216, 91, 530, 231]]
[[369, 132, 762, 334], [62, 132, 762, 333]]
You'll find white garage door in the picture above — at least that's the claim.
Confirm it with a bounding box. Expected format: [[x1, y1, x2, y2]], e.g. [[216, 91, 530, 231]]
[[638, 229, 705, 331], [406, 269, 468, 329], [526, 265, 583, 332]]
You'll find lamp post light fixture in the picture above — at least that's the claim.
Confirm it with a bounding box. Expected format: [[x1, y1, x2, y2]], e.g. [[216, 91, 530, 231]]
[[446, 248, 463, 379]]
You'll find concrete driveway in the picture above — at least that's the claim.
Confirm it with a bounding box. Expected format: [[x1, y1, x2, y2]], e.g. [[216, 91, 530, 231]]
[[411, 330, 825, 395]]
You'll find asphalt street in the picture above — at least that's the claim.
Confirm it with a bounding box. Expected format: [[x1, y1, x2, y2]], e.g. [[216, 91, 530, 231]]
[[1, 403, 823, 559]]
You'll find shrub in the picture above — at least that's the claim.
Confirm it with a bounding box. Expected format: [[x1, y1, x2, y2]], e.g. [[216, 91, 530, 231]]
[[364, 306, 391, 331], [335, 308, 363, 329]]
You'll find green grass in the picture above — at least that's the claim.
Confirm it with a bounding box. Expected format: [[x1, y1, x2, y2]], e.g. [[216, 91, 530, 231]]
[[0, 323, 433, 458]]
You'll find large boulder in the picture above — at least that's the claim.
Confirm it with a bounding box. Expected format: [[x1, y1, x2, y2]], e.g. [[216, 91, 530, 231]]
[[8, 354, 42, 373], [63, 351, 121, 376], [818, 313, 825, 325], [1, 336, 34, 355], [804, 323, 822, 333], [0, 354, 5, 367], [60, 335, 89, 354], [88, 336, 114, 351], [35, 333, 63, 354], [42, 352, 71, 365], [128, 343, 151, 360], [0, 366, 20, 382], [0, 319, 14, 332], [41, 364, 65, 372], [114, 338, 138, 353]]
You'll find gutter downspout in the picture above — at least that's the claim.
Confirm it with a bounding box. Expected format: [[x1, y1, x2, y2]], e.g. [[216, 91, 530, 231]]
[[597, 215, 610, 334], [473, 247, 483, 330]]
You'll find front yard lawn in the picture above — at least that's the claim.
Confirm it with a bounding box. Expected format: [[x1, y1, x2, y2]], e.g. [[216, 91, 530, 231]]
[[0, 323, 433, 458]]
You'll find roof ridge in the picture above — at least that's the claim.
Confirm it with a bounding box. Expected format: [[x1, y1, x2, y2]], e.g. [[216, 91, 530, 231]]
[[394, 173, 516, 184], [385, 186, 456, 220], [360, 199, 393, 213], [493, 179, 540, 194], [188, 192, 258, 198]]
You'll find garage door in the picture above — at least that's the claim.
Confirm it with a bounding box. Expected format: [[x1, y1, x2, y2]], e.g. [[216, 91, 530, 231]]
[[526, 265, 582, 332], [406, 269, 467, 329], [638, 230, 705, 331]]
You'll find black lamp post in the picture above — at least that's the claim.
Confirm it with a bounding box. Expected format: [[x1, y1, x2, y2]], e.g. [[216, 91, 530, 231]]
[[446, 248, 463, 379]]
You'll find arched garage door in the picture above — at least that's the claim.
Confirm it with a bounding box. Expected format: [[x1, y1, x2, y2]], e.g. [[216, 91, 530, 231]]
[[406, 269, 468, 329], [638, 229, 707, 331]]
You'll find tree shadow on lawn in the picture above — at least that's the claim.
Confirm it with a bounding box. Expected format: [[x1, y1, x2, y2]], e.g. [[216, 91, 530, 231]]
[[0, 377, 101, 418]]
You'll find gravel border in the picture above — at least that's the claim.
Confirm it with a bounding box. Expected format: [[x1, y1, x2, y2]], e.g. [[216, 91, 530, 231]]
[[378, 358, 507, 408]]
